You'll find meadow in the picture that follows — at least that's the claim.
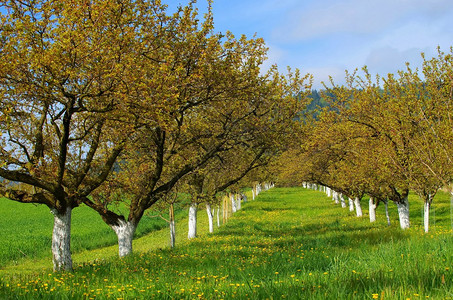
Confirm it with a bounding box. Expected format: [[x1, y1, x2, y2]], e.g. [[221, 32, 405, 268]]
[[0, 197, 191, 269], [0, 187, 453, 299]]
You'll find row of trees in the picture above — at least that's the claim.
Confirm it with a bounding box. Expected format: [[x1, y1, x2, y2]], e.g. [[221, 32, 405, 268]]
[[276, 47, 453, 232], [0, 0, 311, 271]]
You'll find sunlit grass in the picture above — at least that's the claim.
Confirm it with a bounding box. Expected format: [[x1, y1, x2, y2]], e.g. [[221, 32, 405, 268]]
[[0, 195, 192, 271], [1, 187, 453, 299]]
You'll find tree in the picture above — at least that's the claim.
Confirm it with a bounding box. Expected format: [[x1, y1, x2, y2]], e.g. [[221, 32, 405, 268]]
[[0, 0, 151, 271], [85, 3, 312, 256]]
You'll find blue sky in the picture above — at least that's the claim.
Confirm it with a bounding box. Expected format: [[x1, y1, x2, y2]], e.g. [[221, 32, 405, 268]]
[[169, 0, 453, 89]]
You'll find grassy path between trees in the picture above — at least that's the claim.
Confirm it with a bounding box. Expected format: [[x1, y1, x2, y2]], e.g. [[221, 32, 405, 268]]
[[1, 187, 453, 299]]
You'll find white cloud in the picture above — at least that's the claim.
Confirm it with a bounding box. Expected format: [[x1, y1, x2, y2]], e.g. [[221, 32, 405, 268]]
[[273, 0, 453, 42], [306, 67, 349, 89], [364, 46, 426, 76], [260, 43, 287, 72]]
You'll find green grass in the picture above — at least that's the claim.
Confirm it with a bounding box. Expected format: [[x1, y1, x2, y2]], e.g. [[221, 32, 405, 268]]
[[0, 198, 189, 268], [1, 187, 453, 299]]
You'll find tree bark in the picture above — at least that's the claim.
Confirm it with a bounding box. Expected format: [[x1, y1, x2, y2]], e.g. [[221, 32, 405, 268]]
[[369, 197, 377, 223], [222, 195, 228, 224], [216, 205, 220, 227], [332, 191, 339, 204], [384, 200, 391, 226], [169, 204, 176, 248], [188, 203, 197, 239], [396, 195, 410, 229], [348, 197, 354, 212], [236, 194, 241, 211], [51, 207, 73, 272], [354, 197, 363, 217], [340, 193, 346, 208], [231, 193, 237, 213], [111, 219, 137, 257], [206, 203, 214, 233], [424, 201, 430, 233]]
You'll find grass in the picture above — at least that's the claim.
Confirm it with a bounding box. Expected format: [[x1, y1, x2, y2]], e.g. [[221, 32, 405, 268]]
[[1, 187, 453, 299], [0, 196, 191, 269]]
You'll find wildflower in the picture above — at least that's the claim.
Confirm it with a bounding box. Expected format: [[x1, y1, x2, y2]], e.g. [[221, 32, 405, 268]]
[[372, 294, 379, 299]]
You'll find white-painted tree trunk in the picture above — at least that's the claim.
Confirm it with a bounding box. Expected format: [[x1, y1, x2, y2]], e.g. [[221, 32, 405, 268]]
[[111, 219, 137, 257], [206, 203, 214, 233], [216, 205, 220, 227], [354, 197, 363, 217], [348, 197, 354, 211], [326, 187, 332, 197], [188, 203, 197, 239], [333, 191, 339, 204], [424, 201, 430, 233], [169, 204, 176, 248], [385, 200, 391, 226], [396, 196, 410, 229], [231, 194, 237, 213], [51, 207, 73, 272], [236, 194, 241, 210], [340, 194, 346, 208], [369, 198, 377, 223], [252, 186, 256, 200]]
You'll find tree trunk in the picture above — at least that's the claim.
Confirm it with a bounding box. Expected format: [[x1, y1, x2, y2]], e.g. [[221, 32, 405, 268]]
[[333, 191, 339, 204], [216, 205, 220, 227], [223, 195, 228, 224], [236, 194, 241, 211], [169, 204, 176, 248], [231, 194, 237, 213], [326, 187, 331, 197], [348, 197, 354, 212], [354, 197, 363, 217], [111, 219, 137, 257], [252, 186, 256, 200], [188, 203, 197, 239], [384, 200, 391, 226], [396, 195, 410, 229], [369, 197, 377, 223], [51, 207, 73, 272], [206, 203, 214, 233], [340, 193, 346, 208], [424, 201, 430, 233]]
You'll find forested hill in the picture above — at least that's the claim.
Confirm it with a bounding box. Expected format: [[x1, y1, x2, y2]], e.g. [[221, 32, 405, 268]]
[[298, 89, 334, 120]]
